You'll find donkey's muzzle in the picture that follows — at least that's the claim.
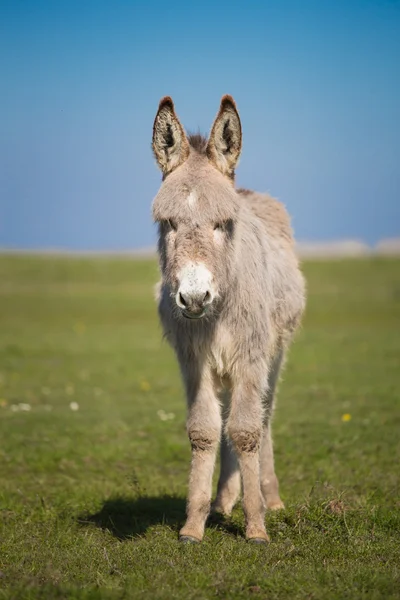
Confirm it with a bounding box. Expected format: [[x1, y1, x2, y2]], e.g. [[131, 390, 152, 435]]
[[175, 262, 214, 319], [176, 290, 213, 319]]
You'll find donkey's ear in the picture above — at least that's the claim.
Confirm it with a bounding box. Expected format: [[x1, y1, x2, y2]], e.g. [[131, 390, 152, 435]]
[[206, 95, 242, 179], [152, 97, 190, 176]]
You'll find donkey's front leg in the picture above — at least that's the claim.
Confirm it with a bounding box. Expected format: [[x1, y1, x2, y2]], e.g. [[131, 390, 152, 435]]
[[227, 378, 268, 543], [179, 367, 222, 543]]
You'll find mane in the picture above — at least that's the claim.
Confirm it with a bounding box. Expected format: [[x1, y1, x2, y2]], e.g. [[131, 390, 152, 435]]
[[188, 132, 208, 155], [237, 188, 253, 196]]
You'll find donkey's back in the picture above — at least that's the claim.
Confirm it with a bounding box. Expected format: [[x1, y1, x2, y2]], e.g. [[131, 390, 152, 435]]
[[239, 189, 295, 248], [234, 188, 305, 343]]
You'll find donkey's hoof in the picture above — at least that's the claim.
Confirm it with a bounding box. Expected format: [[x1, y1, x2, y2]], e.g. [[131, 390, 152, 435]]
[[248, 537, 269, 544], [267, 500, 285, 511], [211, 501, 232, 517], [179, 535, 201, 544]]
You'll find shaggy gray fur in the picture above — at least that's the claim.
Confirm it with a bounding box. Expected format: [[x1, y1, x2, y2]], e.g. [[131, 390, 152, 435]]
[[152, 95, 306, 543]]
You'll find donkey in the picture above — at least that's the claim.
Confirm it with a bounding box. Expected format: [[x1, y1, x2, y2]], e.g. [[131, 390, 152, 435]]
[[151, 95, 306, 543]]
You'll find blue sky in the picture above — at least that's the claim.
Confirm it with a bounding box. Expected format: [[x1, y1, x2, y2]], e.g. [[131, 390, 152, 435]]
[[1, 0, 399, 249]]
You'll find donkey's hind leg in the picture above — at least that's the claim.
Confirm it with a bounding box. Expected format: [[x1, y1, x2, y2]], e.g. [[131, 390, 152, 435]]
[[260, 349, 285, 510], [212, 432, 241, 516], [260, 426, 284, 510]]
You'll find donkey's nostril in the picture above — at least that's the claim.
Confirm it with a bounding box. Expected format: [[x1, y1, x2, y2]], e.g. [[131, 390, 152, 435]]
[[179, 292, 188, 308], [176, 288, 213, 314], [203, 291, 211, 304]]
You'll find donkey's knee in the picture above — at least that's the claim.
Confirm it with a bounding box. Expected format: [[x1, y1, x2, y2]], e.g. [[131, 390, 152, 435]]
[[188, 427, 220, 452], [227, 426, 262, 454]]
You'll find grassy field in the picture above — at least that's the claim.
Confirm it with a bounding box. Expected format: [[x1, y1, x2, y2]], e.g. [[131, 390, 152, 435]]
[[0, 255, 399, 599]]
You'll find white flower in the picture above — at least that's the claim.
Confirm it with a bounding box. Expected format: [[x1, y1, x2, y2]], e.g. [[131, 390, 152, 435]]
[[157, 409, 175, 421], [69, 402, 79, 411], [18, 403, 31, 411]]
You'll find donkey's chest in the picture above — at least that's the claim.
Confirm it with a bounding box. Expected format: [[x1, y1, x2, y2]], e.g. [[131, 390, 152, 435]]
[[207, 325, 236, 377]]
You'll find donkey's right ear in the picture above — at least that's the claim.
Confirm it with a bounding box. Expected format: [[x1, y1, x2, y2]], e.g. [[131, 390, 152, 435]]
[[152, 97, 190, 176]]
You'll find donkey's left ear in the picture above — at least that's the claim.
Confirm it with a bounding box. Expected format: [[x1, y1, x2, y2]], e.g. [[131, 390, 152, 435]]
[[152, 96, 190, 177], [206, 95, 242, 179]]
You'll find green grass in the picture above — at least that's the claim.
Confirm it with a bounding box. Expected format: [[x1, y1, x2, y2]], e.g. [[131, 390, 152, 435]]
[[0, 255, 399, 599]]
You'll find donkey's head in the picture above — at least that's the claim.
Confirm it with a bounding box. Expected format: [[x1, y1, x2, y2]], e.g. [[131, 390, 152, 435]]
[[152, 96, 242, 320]]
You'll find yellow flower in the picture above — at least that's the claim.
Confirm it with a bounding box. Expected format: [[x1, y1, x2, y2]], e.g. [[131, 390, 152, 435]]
[[140, 380, 151, 392], [0, 399, 7, 407], [73, 322, 86, 335], [341, 413, 352, 422]]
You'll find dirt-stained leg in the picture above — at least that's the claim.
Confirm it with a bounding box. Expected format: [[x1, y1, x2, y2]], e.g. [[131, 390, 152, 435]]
[[179, 363, 222, 542], [227, 375, 268, 542]]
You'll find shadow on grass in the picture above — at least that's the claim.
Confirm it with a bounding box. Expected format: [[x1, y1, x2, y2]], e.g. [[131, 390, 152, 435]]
[[77, 495, 243, 540], [78, 495, 186, 540]]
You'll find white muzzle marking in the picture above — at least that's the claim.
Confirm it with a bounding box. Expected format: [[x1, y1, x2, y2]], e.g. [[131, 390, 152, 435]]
[[176, 262, 214, 317]]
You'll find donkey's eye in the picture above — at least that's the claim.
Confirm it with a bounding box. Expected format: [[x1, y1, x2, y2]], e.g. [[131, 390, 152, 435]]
[[166, 219, 177, 231], [214, 220, 234, 236], [214, 220, 232, 231]]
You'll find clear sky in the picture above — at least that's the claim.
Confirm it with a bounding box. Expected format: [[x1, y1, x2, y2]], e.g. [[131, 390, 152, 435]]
[[1, 0, 399, 249]]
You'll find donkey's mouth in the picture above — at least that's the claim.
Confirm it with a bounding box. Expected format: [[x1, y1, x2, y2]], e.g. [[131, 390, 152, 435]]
[[182, 308, 208, 320]]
